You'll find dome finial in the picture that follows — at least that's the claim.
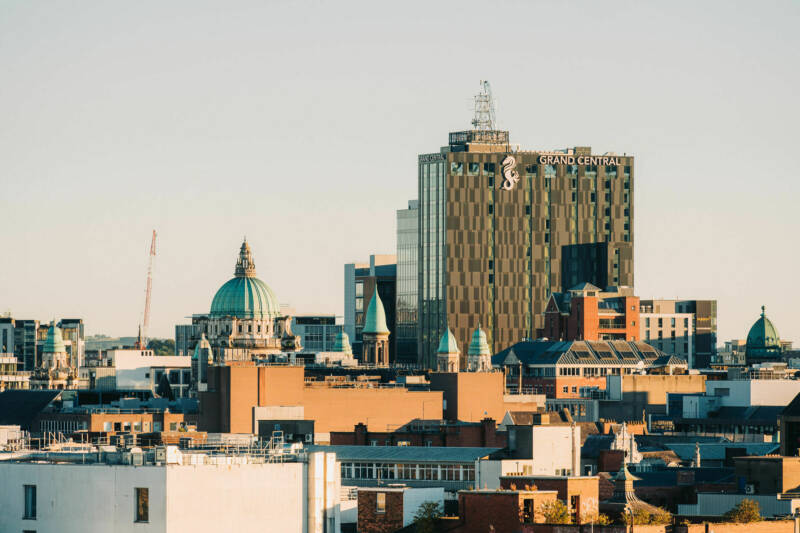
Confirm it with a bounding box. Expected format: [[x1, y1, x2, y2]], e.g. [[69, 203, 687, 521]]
[[761, 305, 765, 317], [235, 240, 257, 277]]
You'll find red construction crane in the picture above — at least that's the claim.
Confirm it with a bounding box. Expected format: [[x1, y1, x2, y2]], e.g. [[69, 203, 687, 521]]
[[136, 230, 157, 350]]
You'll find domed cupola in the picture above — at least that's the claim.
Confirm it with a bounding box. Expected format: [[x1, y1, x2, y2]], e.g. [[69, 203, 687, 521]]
[[745, 305, 782, 362], [210, 240, 281, 320], [43, 321, 67, 355]]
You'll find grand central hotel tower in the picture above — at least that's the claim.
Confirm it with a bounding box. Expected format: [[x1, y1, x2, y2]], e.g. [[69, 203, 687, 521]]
[[417, 83, 634, 368]]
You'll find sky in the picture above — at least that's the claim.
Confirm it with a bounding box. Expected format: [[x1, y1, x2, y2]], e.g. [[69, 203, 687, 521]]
[[1, 0, 798, 344]]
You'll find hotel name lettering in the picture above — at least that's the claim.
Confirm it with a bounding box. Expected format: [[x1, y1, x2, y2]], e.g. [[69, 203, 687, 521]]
[[538, 154, 620, 166]]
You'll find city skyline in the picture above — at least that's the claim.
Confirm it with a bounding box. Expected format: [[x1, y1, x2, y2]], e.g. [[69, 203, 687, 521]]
[[1, 1, 798, 345]]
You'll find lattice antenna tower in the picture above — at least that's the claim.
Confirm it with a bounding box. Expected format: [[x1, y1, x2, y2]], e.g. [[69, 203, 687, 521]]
[[471, 80, 496, 130]]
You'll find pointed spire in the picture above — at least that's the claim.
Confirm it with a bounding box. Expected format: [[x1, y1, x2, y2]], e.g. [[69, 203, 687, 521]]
[[363, 291, 390, 334], [761, 305, 766, 318], [234, 239, 257, 278]]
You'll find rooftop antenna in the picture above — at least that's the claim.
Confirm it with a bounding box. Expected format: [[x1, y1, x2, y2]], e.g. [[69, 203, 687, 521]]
[[471, 80, 496, 130]]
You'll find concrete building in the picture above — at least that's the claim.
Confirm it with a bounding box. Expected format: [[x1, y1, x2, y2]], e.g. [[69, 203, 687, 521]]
[[395, 200, 419, 366], [542, 284, 640, 342], [418, 89, 634, 367], [640, 298, 717, 368], [104, 349, 192, 398], [0, 446, 341, 533], [291, 315, 342, 353], [0, 317, 85, 371], [0, 354, 29, 390], [343, 254, 396, 362]]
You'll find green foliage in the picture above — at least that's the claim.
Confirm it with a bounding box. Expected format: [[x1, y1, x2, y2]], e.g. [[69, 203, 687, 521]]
[[147, 338, 175, 356], [413, 501, 442, 533], [539, 500, 572, 524], [582, 512, 612, 525], [623, 507, 672, 525], [723, 499, 761, 523]]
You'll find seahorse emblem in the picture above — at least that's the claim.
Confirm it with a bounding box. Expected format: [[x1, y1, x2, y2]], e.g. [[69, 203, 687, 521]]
[[501, 155, 520, 190]]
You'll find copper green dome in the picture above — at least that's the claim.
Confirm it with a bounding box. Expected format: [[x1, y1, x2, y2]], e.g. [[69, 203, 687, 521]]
[[468, 324, 491, 356], [438, 327, 460, 354], [363, 291, 390, 334], [332, 331, 353, 355], [746, 305, 781, 350], [210, 240, 281, 320], [43, 321, 67, 353]]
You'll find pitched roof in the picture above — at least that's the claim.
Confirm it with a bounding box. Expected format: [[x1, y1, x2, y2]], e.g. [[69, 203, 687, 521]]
[[492, 340, 664, 367], [665, 442, 779, 462], [0, 390, 62, 428]]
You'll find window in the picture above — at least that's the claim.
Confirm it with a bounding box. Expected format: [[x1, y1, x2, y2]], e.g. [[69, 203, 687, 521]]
[[488, 204, 493, 214], [562, 386, 568, 393], [450, 161, 463, 175], [523, 499, 534, 524], [468, 162, 479, 175], [671, 317, 676, 327], [24, 485, 36, 520], [571, 386, 577, 393], [483, 162, 495, 176], [525, 205, 531, 215], [376, 492, 386, 514], [135, 488, 149, 523]]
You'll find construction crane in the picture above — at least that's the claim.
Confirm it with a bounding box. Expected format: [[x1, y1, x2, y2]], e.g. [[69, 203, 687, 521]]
[[135, 230, 157, 350]]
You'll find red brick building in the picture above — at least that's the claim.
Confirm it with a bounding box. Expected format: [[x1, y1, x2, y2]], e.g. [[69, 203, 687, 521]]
[[541, 284, 640, 342], [357, 486, 443, 533], [500, 474, 599, 523], [449, 489, 558, 532]]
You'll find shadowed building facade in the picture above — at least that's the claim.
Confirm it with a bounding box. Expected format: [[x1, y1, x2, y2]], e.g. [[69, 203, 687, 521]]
[[418, 131, 634, 368]]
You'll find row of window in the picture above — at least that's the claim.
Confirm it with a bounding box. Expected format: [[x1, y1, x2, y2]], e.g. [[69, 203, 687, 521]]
[[22, 485, 149, 523], [340, 462, 475, 482], [450, 162, 632, 176]]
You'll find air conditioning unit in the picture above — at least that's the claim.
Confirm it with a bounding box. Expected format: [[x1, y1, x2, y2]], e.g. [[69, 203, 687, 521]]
[[745, 484, 755, 495]]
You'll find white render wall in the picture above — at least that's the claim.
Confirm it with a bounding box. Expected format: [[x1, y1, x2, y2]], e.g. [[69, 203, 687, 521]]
[[531, 425, 580, 475], [402, 488, 444, 526], [109, 349, 190, 390], [0, 453, 341, 533], [706, 380, 800, 406], [0, 463, 167, 533]]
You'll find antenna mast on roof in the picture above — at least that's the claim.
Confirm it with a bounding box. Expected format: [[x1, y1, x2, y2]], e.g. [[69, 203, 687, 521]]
[[471, 80, 496, 130]]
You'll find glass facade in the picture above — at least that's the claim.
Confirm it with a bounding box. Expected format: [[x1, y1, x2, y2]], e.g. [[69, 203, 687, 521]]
[[418, 156, 446, 368], [395, 200, 419, 365]]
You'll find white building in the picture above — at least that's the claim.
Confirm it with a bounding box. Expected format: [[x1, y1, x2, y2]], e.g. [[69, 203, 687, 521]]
[[104, 349, 191, 398], [0, 446, 341, 533], [705, 379, 800, 407], [640, 312, 694, 365]]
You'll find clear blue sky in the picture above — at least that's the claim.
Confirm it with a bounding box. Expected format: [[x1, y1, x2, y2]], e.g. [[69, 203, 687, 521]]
[[1, 1, 797, 345]]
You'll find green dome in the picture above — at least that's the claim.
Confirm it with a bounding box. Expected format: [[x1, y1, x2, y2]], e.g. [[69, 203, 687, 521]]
[[192, 333, 213, 362], [746, 306, 781, 350], [468, 324, 491, 356], [332, 331, 352, 355], [43, 321, 66, 353], [210, 240, 281, 320], [437, 327, 460, 354], [363, 291, 390, 334]]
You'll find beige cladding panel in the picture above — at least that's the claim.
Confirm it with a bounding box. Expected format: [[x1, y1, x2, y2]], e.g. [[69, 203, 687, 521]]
[[444, 151, 633, 353]]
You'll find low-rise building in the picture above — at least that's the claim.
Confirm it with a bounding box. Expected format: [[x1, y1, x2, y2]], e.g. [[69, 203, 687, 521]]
[[0, 446, 341, 533], [356, 486, 443, 533]]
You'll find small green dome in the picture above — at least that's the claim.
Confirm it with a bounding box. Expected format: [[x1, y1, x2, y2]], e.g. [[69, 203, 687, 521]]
[[332, 331, 352, 355], [210, 240, 281, 320], [363, 291, 390, 334], [746, 305, 781, 350], [438, 328, 460, 354], [43, 321, 66, 353], [468, 324, 490, 356], [192, 333, 213, 362]]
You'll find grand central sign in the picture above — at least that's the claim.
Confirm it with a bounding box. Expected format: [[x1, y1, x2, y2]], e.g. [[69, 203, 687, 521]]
[[538, 154, 620, 166]]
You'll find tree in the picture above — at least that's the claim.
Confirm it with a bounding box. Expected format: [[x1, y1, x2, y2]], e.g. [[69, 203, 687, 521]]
[[539, 500, 572, 524], [623, 507, 672, 525], [723, 499, 761, 523], [147, 338, 175, 356], [582, 512, 612, 525], [413, 501, 442, 533]]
